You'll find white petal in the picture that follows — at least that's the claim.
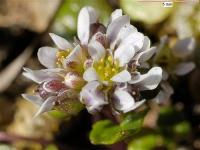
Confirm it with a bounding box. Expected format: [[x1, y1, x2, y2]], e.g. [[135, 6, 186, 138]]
[[23, 67, 62, 83], [80, 81, 107, 114], [124, 100, 145, 113], [114, 44, 135, 67], [129, 67, 162, 91], [88, 40, 105, 61], [111, 70, 131, 82], [110, 9, 122, 21], [22, 94, 43, 106], [78, 8, 89, 45], [154, 90, 169, 104], [173, 37, 195, 58], [49, 33, 72, 50], [140, 36, 151, 52], [107, 15, 130, 44], [135, 47, 156, 65], [161, 82, 174, 95], [113, 88, 135, 112], [34, 96, 56, 117], [37, 47, 57, 68], [86, 6, 98, 24], [154, 83, 173, 103], [121, 32, 144, 51], [83, 67, 99, 82], [113, 88, 145, 113], [66, 45, 82, 61], [139, 47, 156, 62], [64, 45, 86, 67], [78, 7, 98, 45], [174, 62, 195, 76], [110, 24, 137, 49]]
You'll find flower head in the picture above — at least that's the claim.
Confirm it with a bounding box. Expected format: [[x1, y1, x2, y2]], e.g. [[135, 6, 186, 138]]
[[22, 6, 163, 116], [80, 8, 163, 114], [22, 35, 87, 116]]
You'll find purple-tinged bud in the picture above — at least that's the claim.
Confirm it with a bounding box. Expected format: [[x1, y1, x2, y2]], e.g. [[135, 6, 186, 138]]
[[64, 72, 85, 90]]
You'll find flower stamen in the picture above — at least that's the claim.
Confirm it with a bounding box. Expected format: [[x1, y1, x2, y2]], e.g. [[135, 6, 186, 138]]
[[94, 54, 121, 82], [56, 49, 71, 68]]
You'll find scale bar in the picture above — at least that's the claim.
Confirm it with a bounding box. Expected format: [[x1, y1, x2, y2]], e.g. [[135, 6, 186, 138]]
[[137, 0, 199, 3]]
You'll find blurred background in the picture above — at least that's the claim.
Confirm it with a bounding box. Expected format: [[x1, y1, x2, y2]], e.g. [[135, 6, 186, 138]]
[[0, 0, 200, 149]]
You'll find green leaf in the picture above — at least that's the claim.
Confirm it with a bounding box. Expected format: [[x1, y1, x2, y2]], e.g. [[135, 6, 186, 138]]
[[120, 0, 173, 25], [48, 110, 67, 119], [128, 134, 163, 150], [127, 132, 176, 150], [90, 120, 122, 145], [45, 145, 59, 150], [55, 99, 84, 118], [89, 111, 147, 145], [173, 121, 191, 136]]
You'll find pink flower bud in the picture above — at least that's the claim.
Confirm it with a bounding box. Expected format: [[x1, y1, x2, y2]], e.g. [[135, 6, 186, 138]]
[[65, 72, 85, 90]]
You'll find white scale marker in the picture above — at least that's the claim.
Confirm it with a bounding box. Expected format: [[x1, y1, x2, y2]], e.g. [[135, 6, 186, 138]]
[[163, 1, 173, 7]]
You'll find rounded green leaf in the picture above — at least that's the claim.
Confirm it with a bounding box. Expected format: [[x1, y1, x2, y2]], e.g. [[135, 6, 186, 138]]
[[45, 145, 59, 150], [89, 111, 147, 145], [90, 120, 122, 145], [173, 121, 191, 136], [128, 134, 163, 150]]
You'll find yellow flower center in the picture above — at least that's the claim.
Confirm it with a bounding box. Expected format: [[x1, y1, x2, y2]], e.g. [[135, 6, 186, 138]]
[[93, 55, 121, 82], [56, 49, 71, 68]]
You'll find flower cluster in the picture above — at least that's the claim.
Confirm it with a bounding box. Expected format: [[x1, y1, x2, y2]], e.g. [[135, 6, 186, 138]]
[[22, 7, 162, 117]]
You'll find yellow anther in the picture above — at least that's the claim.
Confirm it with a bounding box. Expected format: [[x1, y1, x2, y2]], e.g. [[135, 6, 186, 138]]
[[108, 56, 113, 62], [66, 49, 71, 52], [112, 68, 116, 72], [93, 54, 122, 82], [98, 66, 103, 70], [100, 58, 104, 63], [56, 50, 70, 59], [104, 72, 109, 77], [114, 60, 119, 66], [106, 63, 110, 68], [56, 49, 71, 67]]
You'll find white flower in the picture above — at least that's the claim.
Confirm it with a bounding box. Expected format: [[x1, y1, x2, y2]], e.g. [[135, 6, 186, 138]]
[[23, 36, 87, 116], [153, 36, 196, 103], [38, 33, 73, 69], [80, 8, 163, 113], [22, 68, 69, 117], [171, 37, 196, 76], [22, 64, 87, 117], [22, 6, 99, 116], [22, 6, 163, 116], [155, 36, 196, 78]]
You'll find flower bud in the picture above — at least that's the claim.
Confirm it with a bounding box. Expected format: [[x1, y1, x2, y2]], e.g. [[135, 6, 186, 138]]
[[64, 72, 85, 90], [43, 80, 67, 93]]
